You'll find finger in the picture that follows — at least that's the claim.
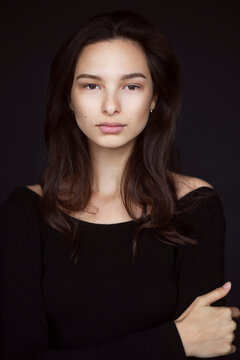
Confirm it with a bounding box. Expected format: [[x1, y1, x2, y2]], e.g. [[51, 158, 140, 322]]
[[229, 344, 236, 354], [201, 283, 231, 306], [175, 303, 194, 322], [230, 307, 240, 319]]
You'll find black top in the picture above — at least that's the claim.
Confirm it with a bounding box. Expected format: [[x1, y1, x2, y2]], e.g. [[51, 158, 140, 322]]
[[0, 185, 226, 360]]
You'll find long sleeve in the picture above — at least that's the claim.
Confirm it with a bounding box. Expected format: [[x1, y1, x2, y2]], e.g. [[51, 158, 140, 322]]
[[0, 196, 187, 360], [174, 190, 227, 359]]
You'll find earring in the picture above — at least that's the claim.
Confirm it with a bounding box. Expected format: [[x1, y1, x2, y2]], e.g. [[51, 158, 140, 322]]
[[150, 109, 153, 113]]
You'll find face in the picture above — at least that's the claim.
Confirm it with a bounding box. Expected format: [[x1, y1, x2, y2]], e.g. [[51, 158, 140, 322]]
[[70, 38, 157, 151]]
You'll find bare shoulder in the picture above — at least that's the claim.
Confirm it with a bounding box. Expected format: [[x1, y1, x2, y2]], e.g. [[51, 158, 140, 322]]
[[26, 184, 43, 197], [171, 172, 214, 200], [25, 176, 214, 202]]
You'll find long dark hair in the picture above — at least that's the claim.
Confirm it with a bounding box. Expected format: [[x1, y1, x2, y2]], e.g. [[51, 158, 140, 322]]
[[38, 10, 217, 264]]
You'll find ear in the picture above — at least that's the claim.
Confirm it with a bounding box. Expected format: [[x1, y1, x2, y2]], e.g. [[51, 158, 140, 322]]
[[69, 100, 74, 112], [150, 93, 158, 110]]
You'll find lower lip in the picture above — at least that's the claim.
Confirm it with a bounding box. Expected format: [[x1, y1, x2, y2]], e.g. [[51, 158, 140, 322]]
[[98, 125, 125, 134]]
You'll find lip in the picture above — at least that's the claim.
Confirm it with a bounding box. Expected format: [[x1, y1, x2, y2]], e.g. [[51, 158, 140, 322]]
[[98, 125, 125, 134], [97, 122, 126, 126]]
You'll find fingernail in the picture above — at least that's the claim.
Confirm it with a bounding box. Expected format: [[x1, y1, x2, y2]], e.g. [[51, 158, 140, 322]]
[[223, 281, 231, 289]]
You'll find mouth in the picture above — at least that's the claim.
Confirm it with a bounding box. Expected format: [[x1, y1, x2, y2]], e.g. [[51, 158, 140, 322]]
[[97, 124, 126, 134], [97, 123, 126, 127]]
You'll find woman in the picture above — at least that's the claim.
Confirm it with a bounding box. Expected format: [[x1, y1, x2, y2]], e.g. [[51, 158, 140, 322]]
[[0, 9, 239, 359]]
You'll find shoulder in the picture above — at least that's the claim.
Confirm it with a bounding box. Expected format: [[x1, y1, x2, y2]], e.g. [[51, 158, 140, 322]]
[[171, 174, 225, 225], [1, 185, 41, 217], [171, 172, 214, 200], [26, 184, 43, 197], [25, 178, 215, 201]]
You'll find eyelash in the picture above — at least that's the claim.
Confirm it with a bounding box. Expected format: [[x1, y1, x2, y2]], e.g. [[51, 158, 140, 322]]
[[82, 84, 140, 91]]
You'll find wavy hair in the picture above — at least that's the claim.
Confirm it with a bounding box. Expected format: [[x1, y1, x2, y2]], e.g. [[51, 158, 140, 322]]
[[38, 9, 217, 264]]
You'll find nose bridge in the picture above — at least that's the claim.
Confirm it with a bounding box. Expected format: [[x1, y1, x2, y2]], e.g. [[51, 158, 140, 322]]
[[102, 85, 121, 114]]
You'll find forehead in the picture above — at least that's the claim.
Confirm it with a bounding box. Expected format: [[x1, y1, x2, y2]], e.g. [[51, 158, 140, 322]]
[[74, 39, 151, 77]]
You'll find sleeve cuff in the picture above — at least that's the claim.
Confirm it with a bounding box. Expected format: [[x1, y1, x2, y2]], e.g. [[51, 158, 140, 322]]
[[141, 320, 187, 359]]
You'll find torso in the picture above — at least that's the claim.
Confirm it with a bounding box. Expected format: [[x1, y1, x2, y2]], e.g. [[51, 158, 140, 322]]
[[26, 172, 213, 224]]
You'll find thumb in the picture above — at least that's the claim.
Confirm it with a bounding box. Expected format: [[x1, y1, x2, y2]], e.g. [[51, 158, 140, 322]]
[[202, 281, 232, 306]]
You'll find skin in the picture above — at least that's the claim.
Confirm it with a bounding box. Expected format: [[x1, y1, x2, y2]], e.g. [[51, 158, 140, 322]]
[[27, 39, 213, 218], [69, 38, 158, 201]]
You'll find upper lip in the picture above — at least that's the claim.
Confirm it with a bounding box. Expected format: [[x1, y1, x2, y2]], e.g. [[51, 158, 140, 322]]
[[97, 122, 126, 126]]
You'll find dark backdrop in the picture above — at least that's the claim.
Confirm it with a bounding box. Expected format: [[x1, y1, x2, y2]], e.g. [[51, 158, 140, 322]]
[[1, 0, 239, 357]]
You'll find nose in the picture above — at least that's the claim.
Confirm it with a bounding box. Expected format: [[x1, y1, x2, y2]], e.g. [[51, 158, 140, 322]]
[[102, 90, 121, 116]]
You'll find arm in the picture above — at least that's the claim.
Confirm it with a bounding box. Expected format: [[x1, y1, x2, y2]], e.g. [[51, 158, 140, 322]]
[[174, 189, 227, 359], [0, 198, 187, 360]]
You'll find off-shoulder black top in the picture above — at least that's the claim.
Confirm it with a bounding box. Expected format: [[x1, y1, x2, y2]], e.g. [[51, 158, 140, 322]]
[[0, 185, 226, 359]]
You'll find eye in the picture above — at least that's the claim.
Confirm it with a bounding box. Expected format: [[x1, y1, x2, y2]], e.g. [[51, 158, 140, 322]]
[[81, 83, 140, 91], [83, 84, 100, 90], [125, 84, 140, 91]]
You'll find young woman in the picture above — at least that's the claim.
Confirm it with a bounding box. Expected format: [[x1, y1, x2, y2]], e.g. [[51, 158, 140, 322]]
[[1, 9, 239, 360]]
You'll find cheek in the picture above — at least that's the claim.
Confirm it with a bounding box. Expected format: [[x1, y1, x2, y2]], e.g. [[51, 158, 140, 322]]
[[71, 91, 88, 112], [75, 114, 89, 129], [129, 112, 150, 133], [73, 99, 99, 119], [72, 101, 89, 123], [128, 103, 150, 123], [126, 93, 150, 113]]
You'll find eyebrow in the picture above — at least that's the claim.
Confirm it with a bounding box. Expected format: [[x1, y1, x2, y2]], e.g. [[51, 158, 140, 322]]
[[76, 72, 147, 81]]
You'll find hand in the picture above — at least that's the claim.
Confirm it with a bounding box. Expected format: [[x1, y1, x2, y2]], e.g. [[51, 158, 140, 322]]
[[174, 282, 240, 358]]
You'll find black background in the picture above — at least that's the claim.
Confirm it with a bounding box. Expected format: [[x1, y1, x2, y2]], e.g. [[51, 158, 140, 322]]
[[1, 0, 240, 357]]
